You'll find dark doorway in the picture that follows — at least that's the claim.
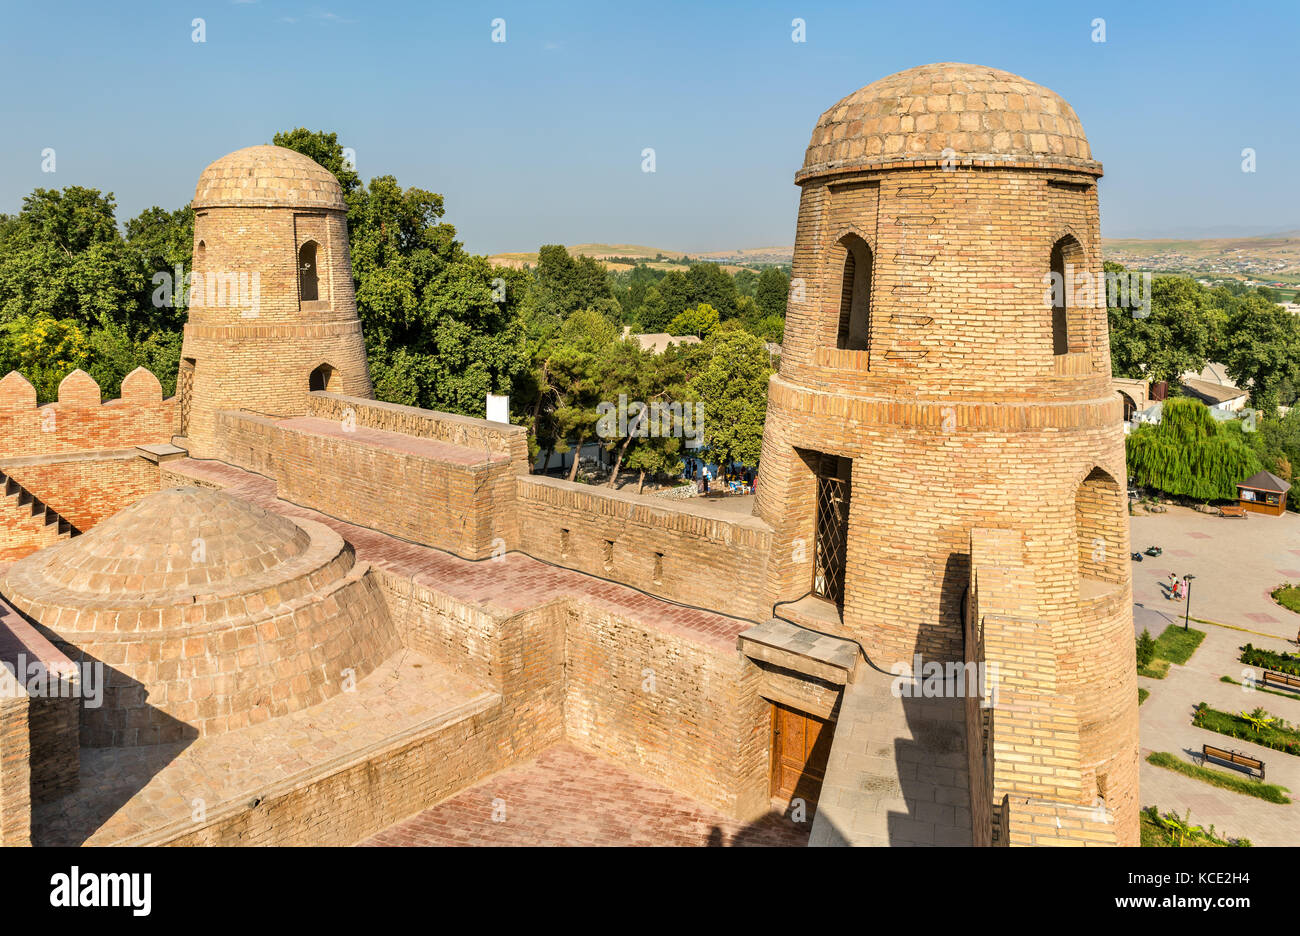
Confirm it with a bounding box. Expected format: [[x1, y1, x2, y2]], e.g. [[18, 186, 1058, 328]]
[[298, 241, 319, 303], [309, 363, 334, 392]]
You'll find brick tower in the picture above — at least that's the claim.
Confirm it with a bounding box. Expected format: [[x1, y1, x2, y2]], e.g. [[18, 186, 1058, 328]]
[[178, 144, 373, 457], [755, 64, 1138, 840]]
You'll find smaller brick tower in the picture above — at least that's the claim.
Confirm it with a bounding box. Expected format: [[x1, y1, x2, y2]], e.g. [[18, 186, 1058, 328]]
[[178, 145, 373, 457]]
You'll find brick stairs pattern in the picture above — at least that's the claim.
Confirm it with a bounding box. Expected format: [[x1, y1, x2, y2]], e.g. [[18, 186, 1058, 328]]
[[0, 468, 79, 561]]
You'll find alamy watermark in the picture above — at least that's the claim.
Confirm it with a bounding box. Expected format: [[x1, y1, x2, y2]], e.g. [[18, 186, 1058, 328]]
[[596, 394, 704, 449], [152, 266, 262, 317], [890, 654, 999, 706], [1, 656, 103, 708], [1043, 264, 1152, 319]]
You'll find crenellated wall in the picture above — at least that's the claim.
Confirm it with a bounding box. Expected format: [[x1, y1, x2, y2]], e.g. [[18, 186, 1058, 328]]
[[0, 368, 174, 459]]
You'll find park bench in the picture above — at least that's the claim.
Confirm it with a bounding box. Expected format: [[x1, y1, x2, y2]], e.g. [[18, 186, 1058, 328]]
[[1219, 505, 1247, 518], [1263, 669, 1300, 692], [1202, 743, 1265, 780]]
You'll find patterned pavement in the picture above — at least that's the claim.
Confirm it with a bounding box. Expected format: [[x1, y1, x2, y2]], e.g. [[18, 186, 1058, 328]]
[[361, 743, 810, 847]]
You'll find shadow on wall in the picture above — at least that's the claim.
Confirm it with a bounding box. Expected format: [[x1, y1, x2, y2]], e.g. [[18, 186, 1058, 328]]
[[25, 629, 195, 847]]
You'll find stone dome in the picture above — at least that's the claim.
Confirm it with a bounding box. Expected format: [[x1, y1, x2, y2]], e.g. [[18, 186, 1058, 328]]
[[800, 63, 1097, 179], [193, 144, 346, 211], [39, 486, 311, 598], [0, 486, 399, 747]]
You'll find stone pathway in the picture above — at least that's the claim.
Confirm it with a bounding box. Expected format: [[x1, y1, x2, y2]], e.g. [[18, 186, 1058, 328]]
[[809, 671, 971, 846], [360, 743, 809, 847], [1137, 619, 1300, 846], [34, 651, 493, 845], [1131, 506, 1300, 640]]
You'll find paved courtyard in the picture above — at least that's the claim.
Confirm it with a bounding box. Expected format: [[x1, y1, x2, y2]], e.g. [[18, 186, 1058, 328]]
[[1132, 505, 1300, 846], [361, 744, 810, 847], [1131, 505, 1300, 640]]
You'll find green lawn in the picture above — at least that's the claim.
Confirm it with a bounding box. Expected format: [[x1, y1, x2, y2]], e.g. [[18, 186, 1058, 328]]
[[1139, 625, 1206, 679], [1154, 625, 1206, 664], [1273, 584, 1300, 615], [1193, 702, 1300, 755], [1146, 752, 1290, 803], [1139, 688, 1150, 705]]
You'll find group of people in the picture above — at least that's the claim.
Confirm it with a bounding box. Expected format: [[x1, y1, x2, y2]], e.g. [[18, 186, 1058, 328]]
[[1166, 573, 1187, 601], [685, 459, 756, 496]]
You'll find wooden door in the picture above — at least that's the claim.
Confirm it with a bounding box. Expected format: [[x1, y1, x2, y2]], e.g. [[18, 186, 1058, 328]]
[[770, 703, 833, 808]]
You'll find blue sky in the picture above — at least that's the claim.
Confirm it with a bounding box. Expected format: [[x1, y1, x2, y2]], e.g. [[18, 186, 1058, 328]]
[[1, 0, 1296, 253]]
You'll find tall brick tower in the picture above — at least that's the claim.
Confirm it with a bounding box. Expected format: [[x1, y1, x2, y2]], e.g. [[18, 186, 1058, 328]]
[[755, 64, 1137, 840], [178, 144, 373, 457]]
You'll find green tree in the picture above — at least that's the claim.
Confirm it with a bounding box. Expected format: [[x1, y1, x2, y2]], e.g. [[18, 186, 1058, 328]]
[[667, 303, 720, 338], [691, 328, 772, 469], [753, 266, 789, 319], [1217, 293, 1300, 412], [1136, 629, 1156, 668], [1127, 396, 1263, 500], [1107, 272, 1219, 384]]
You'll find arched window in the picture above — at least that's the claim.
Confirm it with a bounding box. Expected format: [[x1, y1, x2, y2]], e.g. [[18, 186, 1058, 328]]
[[195, 240, 206, 265], [309, 363, 334, 392], [836, 235, 872, 351], [298, 241, 319, 303], [1075, 466, 1124, 585], [1050, 235, 1084, 356]]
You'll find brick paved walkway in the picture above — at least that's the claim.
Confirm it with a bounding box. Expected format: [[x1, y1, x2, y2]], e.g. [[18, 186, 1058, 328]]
[[167, 458, 750, 651], [361, 744, 810, 847]]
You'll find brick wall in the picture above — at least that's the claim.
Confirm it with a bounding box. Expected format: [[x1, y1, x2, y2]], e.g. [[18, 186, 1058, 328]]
[[308, 392, 529, 466], [0, 368, 174, 458], [181, 203, 373, 458], [2, 451, 159, 532], [564, 603, 770, 819], [516, 475, 773, 621]]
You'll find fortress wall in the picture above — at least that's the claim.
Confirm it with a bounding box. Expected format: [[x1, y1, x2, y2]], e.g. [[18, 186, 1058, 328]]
[[1, 451, 159, 532], [0, 369, 174, 459], [308, 392, 529, 468], [515, 475, 773, 621], [0, 597, 79, 835], [563, 602, 770, 820], [271, 422, 519, 559]]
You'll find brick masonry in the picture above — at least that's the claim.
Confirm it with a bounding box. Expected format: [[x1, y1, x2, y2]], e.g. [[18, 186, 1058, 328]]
[[0, 73, 1140, 846]]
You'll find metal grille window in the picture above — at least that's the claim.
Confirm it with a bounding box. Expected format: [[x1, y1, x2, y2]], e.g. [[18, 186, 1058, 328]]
[[812, 455, 851, 605], [178, 359, 196, 436]]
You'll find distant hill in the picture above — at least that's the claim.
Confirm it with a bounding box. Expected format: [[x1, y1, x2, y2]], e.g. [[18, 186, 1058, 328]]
[[487, 243, 792, 273], [1102, 234, 1300, 286]]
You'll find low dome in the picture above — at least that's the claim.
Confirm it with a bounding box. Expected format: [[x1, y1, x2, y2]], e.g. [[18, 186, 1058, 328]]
[[801, 63, 1097, 179], [39, 486, 310, 598], [193, 144, 346, 211], [0, 486, 399, 747]]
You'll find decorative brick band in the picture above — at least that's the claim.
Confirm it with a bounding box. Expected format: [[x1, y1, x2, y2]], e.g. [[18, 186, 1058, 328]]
[[796, 156, 1103, 185], [183, 321, 363, 340], [767, 375, 1122, 430]]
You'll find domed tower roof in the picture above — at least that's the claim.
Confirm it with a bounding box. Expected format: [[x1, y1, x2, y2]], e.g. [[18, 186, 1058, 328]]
[[37, 486, 311, 598], [799, 63, 1098, 180], [193, 144, 346, 211]]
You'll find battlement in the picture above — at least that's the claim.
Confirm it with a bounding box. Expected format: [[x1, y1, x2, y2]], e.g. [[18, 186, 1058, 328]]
[[0, 368, 175, 459]]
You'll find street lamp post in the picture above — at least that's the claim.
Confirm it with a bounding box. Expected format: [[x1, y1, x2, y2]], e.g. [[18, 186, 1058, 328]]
[[1183, 574, 1196, 631]]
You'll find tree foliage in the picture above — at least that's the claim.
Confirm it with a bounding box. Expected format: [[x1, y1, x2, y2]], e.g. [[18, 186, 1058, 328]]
[[1126, 396, 1262, 500]]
